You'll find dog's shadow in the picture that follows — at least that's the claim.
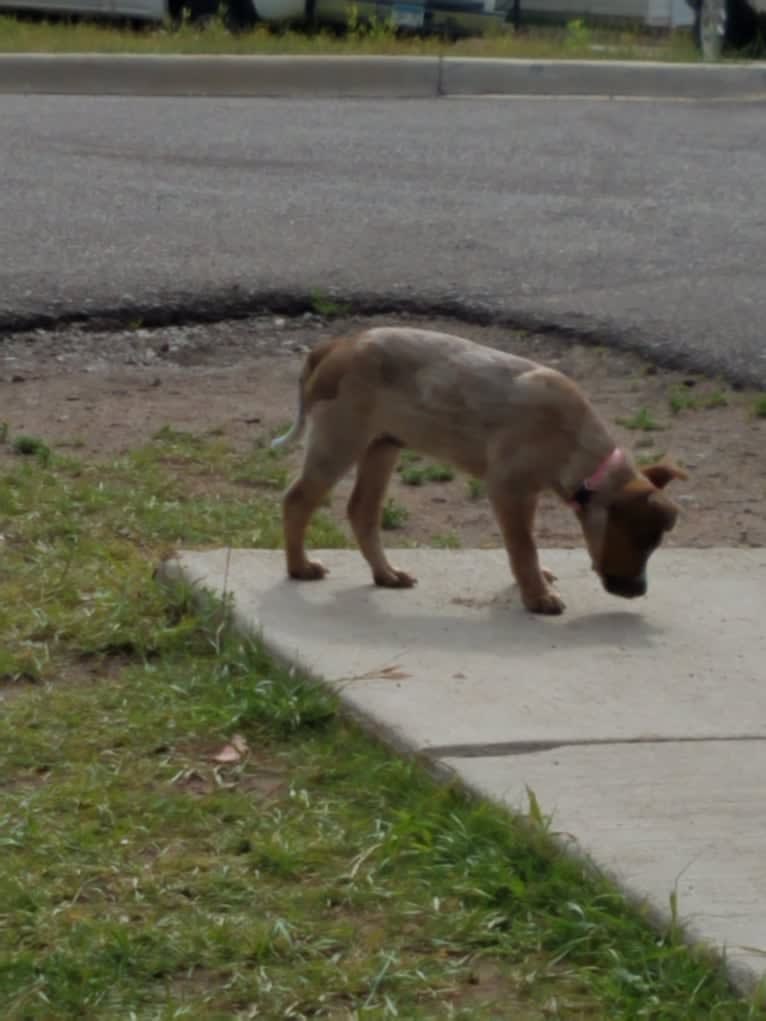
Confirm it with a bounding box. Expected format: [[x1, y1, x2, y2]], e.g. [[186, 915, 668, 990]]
[[258, 578, 663, 657]]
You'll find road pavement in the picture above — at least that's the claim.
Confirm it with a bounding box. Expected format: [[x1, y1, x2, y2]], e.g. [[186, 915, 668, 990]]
[[2, 93, 765, 385]]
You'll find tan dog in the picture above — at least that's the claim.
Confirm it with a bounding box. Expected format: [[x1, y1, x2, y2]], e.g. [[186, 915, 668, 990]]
[[273, 326, 686, 614]]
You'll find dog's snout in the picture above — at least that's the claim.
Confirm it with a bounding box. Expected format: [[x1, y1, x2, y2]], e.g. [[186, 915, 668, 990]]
[[602, 573, 647, 599]]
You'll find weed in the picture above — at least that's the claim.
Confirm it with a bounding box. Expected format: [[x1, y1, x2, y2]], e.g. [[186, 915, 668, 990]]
[[669, 384, 729, 414], [616, 407, 665, 432], [399, 465, 428, 486], [399, 461, 455, 486], [309, 289, 350, 318], [669, 385, 698, 415], [702, 387, 728, 409], [399, 449, 421, 465], [12, 434, 51, 463], [753, 395, 766, 418], [0, 421, 8, 443], [467, 477, 486, 501], [426, 463, 455, 482], [430, 532, 461, 549], [346, 1, 397, 39], [381, 498, 409, 530], [526, 785, 547, 827], [564, 17, 591, 49]]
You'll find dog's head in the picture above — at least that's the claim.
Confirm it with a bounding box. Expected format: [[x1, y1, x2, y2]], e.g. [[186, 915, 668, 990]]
[[578, 462, 687, 599]]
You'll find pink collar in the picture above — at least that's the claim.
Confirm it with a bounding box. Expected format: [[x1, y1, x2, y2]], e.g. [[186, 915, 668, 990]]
[[570, 448, 624, 511]]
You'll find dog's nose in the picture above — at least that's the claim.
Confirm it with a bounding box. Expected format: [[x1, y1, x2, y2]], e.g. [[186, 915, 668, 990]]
[[603, 573, 647, 599]]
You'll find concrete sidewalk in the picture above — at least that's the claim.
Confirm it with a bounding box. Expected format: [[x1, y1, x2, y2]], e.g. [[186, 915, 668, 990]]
[[3, 53, 766, 99], [166, 546, 766, 994]]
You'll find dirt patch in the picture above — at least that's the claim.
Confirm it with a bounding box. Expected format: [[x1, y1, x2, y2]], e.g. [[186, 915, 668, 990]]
[[171, 766, 287, 800], [0, 652, 131, 704], [165, 735, 289, 801], [1, 312, 764, 549]]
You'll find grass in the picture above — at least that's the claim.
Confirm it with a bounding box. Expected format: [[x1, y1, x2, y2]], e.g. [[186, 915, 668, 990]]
[[430, 531, 461, 548], [467, 477, 487, 501], [0, 426, 344, 681], [310, 289, 351, 319], [11, 433, 52, 463], [616, 407, 666, 432], [669, 384, 729, 415], [0, 12, 703, 61], [399, 456, 456, 486], [0, 423, 763, 1019], [381, 496, 409, 530], [752, 395, 766, 418]]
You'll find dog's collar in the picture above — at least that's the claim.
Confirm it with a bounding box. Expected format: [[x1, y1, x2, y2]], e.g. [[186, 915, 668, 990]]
[[570, 448, 624, 511]]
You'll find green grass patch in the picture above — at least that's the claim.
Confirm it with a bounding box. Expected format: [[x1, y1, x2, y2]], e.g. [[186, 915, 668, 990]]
[[616, 407, 666, 432], [0, 12, 702, 61], [399, 460, 455, 486], [0, 425, 759, 1019], [702, 387, 729, 409], [430, 531, 461, 549], [0, 427, 343, 683], [381, 497, 409, 530], [754, 395, 766, 418], [309, 289, 351, 319], [12, 433, 51, 463], [669, 384, 729, 414], [467, 477, 486, 501]]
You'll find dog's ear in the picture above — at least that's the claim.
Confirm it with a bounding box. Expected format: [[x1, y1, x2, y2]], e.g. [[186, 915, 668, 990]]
[[641, 460, 688, 490], [648, 491, 680, 531]]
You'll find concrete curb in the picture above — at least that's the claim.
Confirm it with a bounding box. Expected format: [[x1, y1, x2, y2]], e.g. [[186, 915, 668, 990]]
[[2, 52, 766, 99], [443, 56, 766, 99], [0, 53, 439, 97]]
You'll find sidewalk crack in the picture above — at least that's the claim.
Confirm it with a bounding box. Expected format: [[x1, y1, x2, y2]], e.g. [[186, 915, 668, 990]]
[[425, 734, 766, 759]]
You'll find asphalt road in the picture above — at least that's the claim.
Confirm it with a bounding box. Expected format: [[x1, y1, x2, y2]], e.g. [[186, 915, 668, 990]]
[[2, 94, 765, 385]]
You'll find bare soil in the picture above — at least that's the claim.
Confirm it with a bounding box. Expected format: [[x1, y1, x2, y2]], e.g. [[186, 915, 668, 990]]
[[1, 312, 764, 549]]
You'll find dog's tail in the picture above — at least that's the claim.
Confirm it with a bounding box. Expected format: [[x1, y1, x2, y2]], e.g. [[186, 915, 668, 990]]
[[270, 380, 306, 450], [270, 342, 323, 450], [270, 337, 346, 451]]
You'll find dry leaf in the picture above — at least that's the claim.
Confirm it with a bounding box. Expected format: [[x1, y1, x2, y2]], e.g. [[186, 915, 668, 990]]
[[211, 733, 249, 763], [340, 663, 411, 683], [378, 666, 411, 680]]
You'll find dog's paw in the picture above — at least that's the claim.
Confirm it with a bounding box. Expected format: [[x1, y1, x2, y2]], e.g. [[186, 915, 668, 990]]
[[541, 567, 558, 584], [524, 587, 565, 615], [374, 567, 417, 589], [289, 559, 328, 581]]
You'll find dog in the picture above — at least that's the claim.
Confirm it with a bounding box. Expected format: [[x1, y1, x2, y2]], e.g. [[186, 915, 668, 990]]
[[272, 326, 686, 614]]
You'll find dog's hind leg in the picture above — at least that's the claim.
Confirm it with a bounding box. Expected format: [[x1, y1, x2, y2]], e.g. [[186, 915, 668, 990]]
[[348, 438, 416, 589], [283, 426, 362, 582]]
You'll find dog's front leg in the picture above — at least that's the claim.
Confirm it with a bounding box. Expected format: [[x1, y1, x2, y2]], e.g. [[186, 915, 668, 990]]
[[347, 438, 416, 589], [489, 488, 565, 615]]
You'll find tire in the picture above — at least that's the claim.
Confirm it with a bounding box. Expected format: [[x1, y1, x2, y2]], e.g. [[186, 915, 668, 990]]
[[695, 0, 758, 58], [225, 0, 258, 27]]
